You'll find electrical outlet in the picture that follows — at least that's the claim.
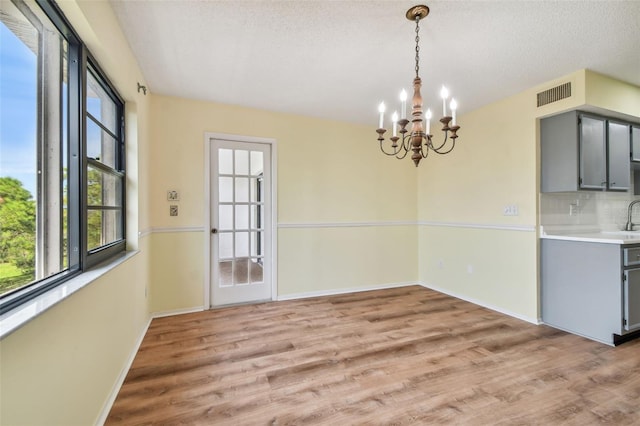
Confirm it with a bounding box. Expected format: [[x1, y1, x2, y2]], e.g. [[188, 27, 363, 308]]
[[569, 203, 578, 216], [170, 205, 178, 216], [167, 190, 180, 201], [467, 264, 474, 274], [503, 204, 519, 216], [437, 259, 444, 269]]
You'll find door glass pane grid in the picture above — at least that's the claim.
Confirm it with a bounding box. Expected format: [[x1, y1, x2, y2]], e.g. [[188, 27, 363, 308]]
[[235, 177, 249, 202], [219, 257, 265, 287], [219, 149, 263, 176], [234, 150, 249, 175], [218, 149, 233, 174], [250, 151, 263, 176], [235, 205, 249, 230], [217, 234, 256, 284], [217, 147, 267, 288], [219, 232, 233, 259], [219, 149, 256, 178], [250, 205, 264, 231], [219, 260, 232, 287], [219, 205, 233, 230]]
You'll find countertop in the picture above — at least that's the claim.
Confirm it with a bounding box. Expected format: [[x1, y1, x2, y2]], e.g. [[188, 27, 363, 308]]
[[540, 226, 640, 245]]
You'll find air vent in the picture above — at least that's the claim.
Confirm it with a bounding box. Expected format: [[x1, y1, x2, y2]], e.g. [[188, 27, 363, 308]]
[[537, 82, 571, 107]]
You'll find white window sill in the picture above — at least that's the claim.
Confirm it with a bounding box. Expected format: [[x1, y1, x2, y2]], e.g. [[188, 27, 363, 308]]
[[0, 251, 140, 340]]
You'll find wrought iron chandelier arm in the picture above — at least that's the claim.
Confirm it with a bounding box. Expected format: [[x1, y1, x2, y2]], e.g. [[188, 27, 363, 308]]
[[429, 116, 460, 154], [428, 129, 449, 152], [379, 141, 401, 156], [431, 139, 456, 155], [421, 135, 431, 159], [394, 135, 412, 160]]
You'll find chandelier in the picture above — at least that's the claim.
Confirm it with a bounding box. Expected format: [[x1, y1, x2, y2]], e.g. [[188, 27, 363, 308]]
[[376, 5, 461, 167]]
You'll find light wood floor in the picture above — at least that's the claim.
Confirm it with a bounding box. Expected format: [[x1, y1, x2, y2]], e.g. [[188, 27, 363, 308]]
[[106, 286, 640, 425]]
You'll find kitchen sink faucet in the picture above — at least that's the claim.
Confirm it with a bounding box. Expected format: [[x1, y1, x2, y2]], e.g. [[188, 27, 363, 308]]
[[624, 199, 640, 231]]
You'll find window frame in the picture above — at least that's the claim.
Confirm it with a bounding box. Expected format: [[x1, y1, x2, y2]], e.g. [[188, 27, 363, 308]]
[[0, 0, 126, 314], [83, 56, 126, 269]]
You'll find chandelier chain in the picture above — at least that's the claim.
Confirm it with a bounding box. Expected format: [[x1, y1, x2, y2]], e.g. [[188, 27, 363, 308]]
[[414, 17, 420, 78]]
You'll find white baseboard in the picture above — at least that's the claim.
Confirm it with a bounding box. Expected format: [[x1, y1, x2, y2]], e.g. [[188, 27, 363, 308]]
[[277, 281, 419, 301], [151, 306, 205, 319], [96, 316, 152, 426], [278, 282, 541, 328], [419, 281, 541, 325], [95, 306, 206, 425]]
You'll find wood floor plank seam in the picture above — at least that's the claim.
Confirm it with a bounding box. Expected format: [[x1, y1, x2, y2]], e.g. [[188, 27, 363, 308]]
[[106, 286, 640, 425]]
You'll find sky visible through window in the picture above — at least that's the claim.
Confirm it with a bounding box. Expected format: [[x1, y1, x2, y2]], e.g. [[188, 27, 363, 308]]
[[1, 3, 123, 299], [0, 22, 37, 197]]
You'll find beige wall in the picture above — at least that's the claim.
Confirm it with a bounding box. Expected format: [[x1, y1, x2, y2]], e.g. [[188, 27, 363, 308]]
[[148, 231, 205, 313], [417, 69, 640, 322], [0, 251, 149, 425], [278, 226, 417, 296], [585, 71, 640, 119], [419, 226, 538, 320], [0, 1, 152, 425], [148, 95, 418, 310], [417, 81, 542, 322]]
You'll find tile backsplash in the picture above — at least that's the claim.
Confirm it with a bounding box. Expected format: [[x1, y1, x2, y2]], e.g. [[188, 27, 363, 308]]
[[540, 174, 640, 231]]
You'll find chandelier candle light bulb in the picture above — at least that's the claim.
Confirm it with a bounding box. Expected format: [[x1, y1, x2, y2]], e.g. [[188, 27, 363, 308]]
[[400, 89, 408, 119], [392, 111, 399, 136], [440, 86, 449, 116], [378, 102, 386, 129], [375, 4, 462, 167], [450, 99, 457, 126]]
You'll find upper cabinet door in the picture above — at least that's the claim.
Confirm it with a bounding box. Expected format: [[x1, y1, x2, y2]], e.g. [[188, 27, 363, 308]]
[[579, 115, 607, 190], [632, 126, 640, 162], [608, 121, 631, 190]]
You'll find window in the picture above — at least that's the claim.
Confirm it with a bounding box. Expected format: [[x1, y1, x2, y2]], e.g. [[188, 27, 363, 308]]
[[85, 63, 125, 266], [0, 0, 125, 313]]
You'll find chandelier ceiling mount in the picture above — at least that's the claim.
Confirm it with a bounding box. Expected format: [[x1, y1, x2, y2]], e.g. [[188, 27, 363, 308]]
[[406, 4, 430, 21]]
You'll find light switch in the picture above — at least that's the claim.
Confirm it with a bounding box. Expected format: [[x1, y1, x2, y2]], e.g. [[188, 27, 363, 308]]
[[503, 205, 519, 216], [169, 205, 178, 216]]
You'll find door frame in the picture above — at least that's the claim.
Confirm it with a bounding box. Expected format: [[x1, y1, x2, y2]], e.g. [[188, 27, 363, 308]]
[[203, 132, 278, 308]]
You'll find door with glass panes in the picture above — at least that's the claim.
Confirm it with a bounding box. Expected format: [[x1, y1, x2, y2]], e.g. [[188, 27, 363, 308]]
[[210, 139, 271, 306]]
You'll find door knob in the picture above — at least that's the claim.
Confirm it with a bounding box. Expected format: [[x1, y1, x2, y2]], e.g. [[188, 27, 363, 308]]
[[211, 228, 218, 234]]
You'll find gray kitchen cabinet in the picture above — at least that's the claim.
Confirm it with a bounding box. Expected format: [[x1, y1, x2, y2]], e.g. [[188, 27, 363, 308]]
[[540, 111, 580, 192], [607, 121, 631, 190], [580, 114, 607, 189], [541, 239, 640, 345], [632, 125, 640, 162], [624, 266, 640, 331], [540, 111, 631, 192]]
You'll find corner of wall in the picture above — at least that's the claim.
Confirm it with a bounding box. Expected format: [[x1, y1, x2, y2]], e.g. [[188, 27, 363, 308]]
[[584, 70, 640, 118]]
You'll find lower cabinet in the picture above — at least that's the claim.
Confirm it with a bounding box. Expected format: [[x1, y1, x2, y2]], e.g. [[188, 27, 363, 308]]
[[541, 239, 640, 345], [624, 269, 640, 331]]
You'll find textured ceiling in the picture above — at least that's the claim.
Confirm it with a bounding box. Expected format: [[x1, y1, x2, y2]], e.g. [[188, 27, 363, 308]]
[[109, 0, 640, 126]]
